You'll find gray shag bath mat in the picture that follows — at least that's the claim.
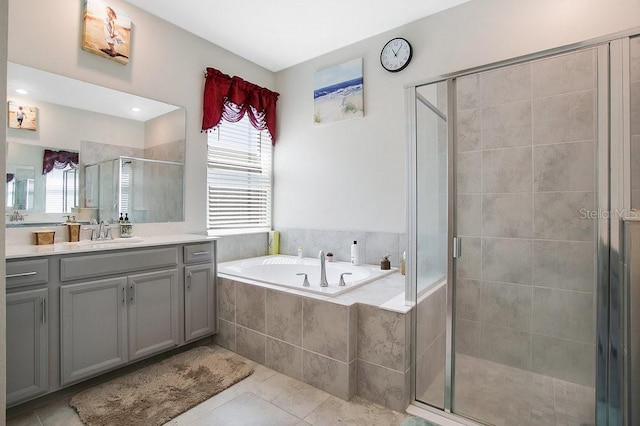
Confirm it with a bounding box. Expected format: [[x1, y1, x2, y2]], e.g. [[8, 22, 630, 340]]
[[70, 346, 253, 426]]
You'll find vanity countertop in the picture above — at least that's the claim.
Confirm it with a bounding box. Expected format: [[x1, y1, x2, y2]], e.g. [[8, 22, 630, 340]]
[[6, 234, 218, 259]]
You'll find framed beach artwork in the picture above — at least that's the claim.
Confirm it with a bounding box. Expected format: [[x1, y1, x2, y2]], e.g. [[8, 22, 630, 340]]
[[7, 102, 37, 131], [313, 58, 364, 124], [82, 0, 132, 65]]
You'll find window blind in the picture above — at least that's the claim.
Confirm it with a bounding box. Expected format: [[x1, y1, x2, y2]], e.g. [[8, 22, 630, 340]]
[[207, 115, 272, 232]]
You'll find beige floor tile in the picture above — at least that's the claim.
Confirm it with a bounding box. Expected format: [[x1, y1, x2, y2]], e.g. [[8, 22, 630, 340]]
[[6, 411, 42, 426], [253, 373, 332, 418], [192, 391, 300, 426], [35, 399, 83, 426], [303, 396, 408, 426]]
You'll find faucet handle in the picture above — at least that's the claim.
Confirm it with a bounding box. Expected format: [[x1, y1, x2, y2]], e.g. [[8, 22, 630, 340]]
[[339, 272, 352, 287], [296, 273, 310, 287]]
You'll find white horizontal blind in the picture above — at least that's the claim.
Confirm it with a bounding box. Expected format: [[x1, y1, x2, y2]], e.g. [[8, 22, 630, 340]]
[[207, 115, 272, 231], [45, 166, 77, 213]]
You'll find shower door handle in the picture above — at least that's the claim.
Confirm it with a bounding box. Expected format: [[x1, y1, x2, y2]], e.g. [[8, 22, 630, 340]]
[[453, 237, 462, 259]]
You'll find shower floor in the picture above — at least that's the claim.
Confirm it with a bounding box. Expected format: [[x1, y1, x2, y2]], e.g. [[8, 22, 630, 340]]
[[419, 353, 595, 426]]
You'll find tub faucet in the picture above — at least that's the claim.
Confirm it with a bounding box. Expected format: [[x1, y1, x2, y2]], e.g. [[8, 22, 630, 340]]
[[319, 250, 329, 287]]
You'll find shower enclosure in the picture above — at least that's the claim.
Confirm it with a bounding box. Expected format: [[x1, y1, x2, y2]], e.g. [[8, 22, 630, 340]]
[[409, 34, 639, 426], [85, 156, 184, 224]]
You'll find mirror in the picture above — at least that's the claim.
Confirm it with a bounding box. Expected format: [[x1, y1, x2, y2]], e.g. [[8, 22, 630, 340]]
[[6, 62, 186, 227]]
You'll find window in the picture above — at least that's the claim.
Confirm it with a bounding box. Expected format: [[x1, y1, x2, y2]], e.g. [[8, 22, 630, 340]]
[[45, 166, 78, 213], [207, 114, 272, 233]]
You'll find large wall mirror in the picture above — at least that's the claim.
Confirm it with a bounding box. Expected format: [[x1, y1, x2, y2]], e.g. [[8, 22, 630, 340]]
[[6, 62, 186, 227]]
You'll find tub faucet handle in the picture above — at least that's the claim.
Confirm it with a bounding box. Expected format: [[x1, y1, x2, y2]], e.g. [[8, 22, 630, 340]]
[[339, 272, 352, 287], [296, 273, 310, 287]]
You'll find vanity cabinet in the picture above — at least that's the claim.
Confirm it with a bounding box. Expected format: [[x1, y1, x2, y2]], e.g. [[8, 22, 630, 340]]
[[184, 243, 216, 342], [185, 263, 215, 342], [6, 288, 49, 405], [6, 237, 217, 405], [127, 269, 180, 360], [60, 269, 179, 385], [60, 277, 128, 386]]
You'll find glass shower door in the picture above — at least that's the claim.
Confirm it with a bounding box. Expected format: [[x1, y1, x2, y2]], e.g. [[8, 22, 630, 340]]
[[413, 81, 449, 410], [452, 47, 601, 425]]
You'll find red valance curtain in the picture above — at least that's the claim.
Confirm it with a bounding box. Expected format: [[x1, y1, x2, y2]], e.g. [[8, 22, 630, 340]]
[[42, 149, 79, 174], [202, 67, 279, 144]]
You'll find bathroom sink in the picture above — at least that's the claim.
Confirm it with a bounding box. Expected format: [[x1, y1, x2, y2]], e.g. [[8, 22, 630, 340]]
[[72, 237, 145, 246]]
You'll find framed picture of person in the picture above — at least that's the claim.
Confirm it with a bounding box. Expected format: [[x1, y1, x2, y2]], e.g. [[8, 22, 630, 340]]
[[7, 102, 37, 131], [82, 0, 132, 65]]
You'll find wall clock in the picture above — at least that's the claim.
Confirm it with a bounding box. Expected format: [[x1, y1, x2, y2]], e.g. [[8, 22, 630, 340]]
[[380, 38, 413, 72]]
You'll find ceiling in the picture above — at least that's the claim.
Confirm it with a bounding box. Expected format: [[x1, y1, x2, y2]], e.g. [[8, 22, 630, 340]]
[[124, 0, 472, 72]]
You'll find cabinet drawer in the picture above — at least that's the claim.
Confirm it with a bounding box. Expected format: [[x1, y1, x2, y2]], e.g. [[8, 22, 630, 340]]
[[6, 259, 49, 289], [60, 247, 178, 282], [184, 243, 214, 264]]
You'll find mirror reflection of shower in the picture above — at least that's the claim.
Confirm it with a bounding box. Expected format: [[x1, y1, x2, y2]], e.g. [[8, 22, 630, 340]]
[[85, 156, 184, 224]]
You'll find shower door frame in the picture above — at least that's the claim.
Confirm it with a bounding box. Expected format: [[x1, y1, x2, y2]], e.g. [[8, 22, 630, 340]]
[[406, 30, 640, 424]]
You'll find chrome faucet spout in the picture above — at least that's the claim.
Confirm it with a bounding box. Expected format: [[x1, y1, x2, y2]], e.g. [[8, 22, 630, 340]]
[[319, 250, 329, 287]]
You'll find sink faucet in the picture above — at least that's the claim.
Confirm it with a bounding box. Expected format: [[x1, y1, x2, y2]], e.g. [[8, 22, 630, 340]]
[[92, 221, 113, 241], [319, 250, 329, 287]]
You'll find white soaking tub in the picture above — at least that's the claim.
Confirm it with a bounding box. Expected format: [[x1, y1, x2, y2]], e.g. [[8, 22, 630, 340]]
[[217, 255, 395, 296]]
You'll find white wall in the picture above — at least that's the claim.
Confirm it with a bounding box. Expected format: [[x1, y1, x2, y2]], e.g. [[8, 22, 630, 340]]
[[273, 0, 640, 233], [6, 98, 146, 151], [145, 108, 185, 148], [7, 0, 274, 233]]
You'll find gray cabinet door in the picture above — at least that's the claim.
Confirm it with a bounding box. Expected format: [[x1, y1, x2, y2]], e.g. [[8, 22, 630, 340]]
[[60, 277, 128, 386], [7, 288, 48, 406], [127, 269, 179, 361], [184, 264, 216, 342]]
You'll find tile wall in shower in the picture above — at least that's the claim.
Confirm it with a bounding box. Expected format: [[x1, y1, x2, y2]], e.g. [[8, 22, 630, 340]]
[[455, 48, 598, 387]]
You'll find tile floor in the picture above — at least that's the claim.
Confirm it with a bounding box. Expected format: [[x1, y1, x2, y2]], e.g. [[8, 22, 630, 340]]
[[6, 345, 410, 426], [419, 353, 595, 426]]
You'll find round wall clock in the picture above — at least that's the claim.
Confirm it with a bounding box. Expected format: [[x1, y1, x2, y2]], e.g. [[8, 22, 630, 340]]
[[380, 38, 413, 72]]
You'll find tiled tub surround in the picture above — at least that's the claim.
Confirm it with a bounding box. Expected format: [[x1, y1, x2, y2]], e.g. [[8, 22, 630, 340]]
[[277, 228, 406, 267], [454, 46, 597, 397], [215, 271, 412, 412]]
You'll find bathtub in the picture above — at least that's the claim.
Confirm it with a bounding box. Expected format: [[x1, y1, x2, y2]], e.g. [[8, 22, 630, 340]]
[[217, 255, 396, 296]]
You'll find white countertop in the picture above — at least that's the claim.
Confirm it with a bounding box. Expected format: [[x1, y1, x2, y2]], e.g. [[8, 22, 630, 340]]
[[6, 234, 218, 259]]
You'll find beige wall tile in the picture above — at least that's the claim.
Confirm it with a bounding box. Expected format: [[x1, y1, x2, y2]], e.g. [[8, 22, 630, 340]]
[[236, 282, 266, 333], [265, 337, 303, 382], [482, 147, 532, 193], [531, 288, 595, 344], [481, 100, 532, 149], [480, 62, 531, 107], [302, 299, 349, 362], [357, 304, 407, 371], [534, 141, 595, 192], [532, 90, 595, 145], [236, 326, 266, 364], [532, 48, 596, 98], [266, 290, 302, 346], [302, 351, 351, 400]]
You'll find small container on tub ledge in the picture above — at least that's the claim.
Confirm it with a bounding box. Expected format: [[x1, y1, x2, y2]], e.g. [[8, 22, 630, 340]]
[[326, 252, 334, 262], [380, 255, 391, 270], [350, 240, 360, 265]]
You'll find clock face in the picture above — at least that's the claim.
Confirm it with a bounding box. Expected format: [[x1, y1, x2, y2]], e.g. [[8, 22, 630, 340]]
[[380, 38, 412, 72]]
